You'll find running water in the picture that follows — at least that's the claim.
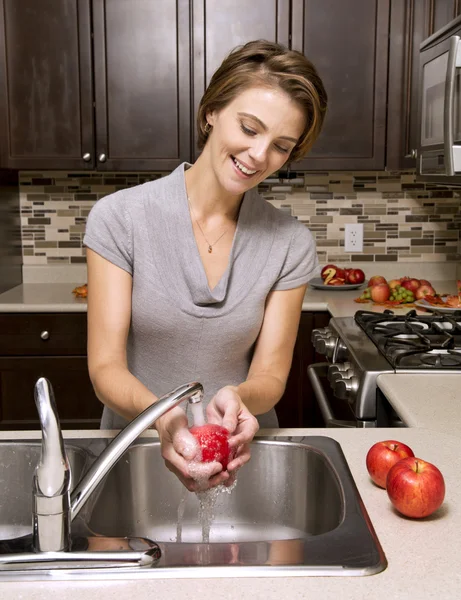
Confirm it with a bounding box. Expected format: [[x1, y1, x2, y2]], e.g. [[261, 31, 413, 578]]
[[176, 487, 189, 543], [189, 400, 206, 426]]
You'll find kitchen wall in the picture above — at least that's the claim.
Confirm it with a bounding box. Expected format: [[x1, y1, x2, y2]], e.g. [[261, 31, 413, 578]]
[[0, 170, 22, 293], [19, 169, 461, 269]]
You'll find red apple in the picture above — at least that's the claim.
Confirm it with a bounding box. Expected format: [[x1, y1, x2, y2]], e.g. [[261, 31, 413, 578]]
[[366, 440, 415, 488], [419, 279, 432, 287], [346, 268, 365, 285], [190, 424, 233, 470], [370, 283, 391, 303], [326, 277, 346, 286], [368, 275, 387, 287], [401, 278, 421, 293], [386, 457, 445, 518], [415, 284, 436, 299], [321, 264, 338, 280]]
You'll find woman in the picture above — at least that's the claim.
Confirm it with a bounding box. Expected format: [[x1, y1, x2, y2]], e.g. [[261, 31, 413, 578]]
[[83, 40, 327, 491]]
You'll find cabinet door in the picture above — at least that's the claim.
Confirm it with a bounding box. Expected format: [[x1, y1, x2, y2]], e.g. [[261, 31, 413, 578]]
[[275, 311, 330, 428], [92, 0, 192, 171], [0, 356, 102, 430], [387, 0, 461, 170], [0, 0, 94, 170], [290, 0, 390, 171], [192, 0, 290, 155]]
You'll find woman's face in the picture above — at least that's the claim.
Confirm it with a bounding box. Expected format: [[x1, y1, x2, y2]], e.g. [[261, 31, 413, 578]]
[[205, 86, 306, 197]]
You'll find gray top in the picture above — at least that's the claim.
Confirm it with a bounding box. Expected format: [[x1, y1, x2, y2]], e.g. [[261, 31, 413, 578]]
[[83, 163, 319, 429]]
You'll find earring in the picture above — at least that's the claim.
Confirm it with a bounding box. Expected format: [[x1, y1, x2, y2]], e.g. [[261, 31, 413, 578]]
[[204, 122, 211, 134]]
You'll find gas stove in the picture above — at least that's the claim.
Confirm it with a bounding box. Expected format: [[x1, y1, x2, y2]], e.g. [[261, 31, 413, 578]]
[[310, 309, 461, 426]]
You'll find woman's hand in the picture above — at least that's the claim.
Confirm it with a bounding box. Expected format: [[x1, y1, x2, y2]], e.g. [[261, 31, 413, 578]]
[[206, 386, 260, 484], [155, 406, 230, 492]]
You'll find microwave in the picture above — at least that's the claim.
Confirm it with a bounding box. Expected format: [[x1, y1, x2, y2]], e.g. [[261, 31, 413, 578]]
[[418, 16, 461, 184]]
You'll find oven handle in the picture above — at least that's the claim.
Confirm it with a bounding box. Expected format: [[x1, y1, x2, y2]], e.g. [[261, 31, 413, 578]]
[[444, 35, 460, 175], [307, 363, 357, 429]]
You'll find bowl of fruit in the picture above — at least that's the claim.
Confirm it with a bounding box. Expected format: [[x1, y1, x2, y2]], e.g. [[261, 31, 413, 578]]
[[309, 265, 366, 290], [355, 276, 443, 307]]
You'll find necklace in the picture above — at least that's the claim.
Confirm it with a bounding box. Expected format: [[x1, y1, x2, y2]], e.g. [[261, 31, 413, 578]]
[[187, 197, 228, 253]]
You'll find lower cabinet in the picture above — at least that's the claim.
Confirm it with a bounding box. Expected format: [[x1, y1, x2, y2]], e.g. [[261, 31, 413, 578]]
[[0, 310, 330, 430], [0, 313, 102, 430], [275, 311, 330, 428]]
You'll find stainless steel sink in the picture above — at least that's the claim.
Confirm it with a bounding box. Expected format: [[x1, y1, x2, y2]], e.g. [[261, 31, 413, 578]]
[[0, 442, 88, 541], [84, 436, 387, 576], [0, 436, 387, 578]]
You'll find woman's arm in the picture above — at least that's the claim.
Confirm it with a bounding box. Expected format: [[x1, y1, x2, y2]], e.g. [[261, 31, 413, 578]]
[[86, 249, 160, 419], [232, 284, 307, 416]]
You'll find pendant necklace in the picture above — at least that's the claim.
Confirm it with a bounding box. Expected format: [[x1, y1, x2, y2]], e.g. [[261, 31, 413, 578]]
[[187, 197, 228, 253]]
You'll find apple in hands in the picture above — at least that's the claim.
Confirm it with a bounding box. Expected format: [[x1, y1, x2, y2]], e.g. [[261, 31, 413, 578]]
[[386, 457, 445, 518], [189, 424, 234, 470], [366, 440, 415, 488]]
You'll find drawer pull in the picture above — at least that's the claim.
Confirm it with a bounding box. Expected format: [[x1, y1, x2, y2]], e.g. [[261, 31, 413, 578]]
[[40, 331, 50, 341]]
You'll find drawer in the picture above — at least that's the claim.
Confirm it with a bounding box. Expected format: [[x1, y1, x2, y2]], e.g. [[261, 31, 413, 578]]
[[0, 313, 87, 356]]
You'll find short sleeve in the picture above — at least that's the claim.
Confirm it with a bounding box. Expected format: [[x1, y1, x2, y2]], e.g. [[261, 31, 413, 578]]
[[83, 192, 133, 274], [271, 223, 320, 291]]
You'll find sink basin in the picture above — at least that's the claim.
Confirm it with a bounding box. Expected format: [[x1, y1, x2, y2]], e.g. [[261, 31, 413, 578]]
[[84, 436, 387, 576], [0, 442, 88, 541]]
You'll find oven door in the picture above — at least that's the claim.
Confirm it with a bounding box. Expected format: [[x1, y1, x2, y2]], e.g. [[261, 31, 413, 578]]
[[307, 363, 359, 428]]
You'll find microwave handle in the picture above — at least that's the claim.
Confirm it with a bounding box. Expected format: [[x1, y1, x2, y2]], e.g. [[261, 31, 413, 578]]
[[307, 363, 356, 428], [444, 36, 461, 176]]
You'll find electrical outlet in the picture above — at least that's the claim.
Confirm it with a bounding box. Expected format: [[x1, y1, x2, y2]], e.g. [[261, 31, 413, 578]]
[[344, 223, 363, 252]]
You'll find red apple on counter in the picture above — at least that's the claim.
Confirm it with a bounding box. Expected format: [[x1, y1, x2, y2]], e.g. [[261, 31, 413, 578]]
[[401, 278, 421, 293], [366, 440, 415, 488], [386, 457, 445, 518], [368, 275, 387, 287], [321, 265, 346, 285], [415, 284, 436, 299], [346, 268, 365, 285], [190, 424, 233, 470], [419, 279, 433, 287], [370, 283, 391, 303]]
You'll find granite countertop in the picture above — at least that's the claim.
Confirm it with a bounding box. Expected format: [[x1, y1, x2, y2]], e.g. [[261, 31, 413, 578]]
[[0, 426, 459, 599], [0, 280, 458, 316]]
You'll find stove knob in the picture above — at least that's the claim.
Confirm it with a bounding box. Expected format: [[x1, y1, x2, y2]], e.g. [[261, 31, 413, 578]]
[[311, 327, 330, 344], [327, 363, 352, 382], [334, 376, 360, 402], [332, 339, 348, 363], [316, 335, 337, 358]]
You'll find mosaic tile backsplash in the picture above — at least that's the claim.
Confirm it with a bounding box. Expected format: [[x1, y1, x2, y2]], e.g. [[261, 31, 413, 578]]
[[19, 170, 461, 266]]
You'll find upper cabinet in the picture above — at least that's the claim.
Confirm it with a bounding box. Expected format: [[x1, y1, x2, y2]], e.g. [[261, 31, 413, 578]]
[[0, 0, 192, 171], [0, 0, 94, 170], [290, 0, 390, 171], [387, 0, 461, 170], [2, 0, 459, 172]]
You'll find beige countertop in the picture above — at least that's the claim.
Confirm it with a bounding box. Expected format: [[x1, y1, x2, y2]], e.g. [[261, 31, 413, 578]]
[[378, 373, 461, 436], [0, 427, 459, 599], [0, 280, 458, 316]]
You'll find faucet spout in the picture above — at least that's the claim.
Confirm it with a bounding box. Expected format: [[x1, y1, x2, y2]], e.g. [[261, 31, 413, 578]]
[[70, 381, 203, 520]]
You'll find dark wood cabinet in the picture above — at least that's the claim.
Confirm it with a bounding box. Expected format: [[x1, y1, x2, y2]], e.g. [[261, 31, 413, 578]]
[[0, 0, 94, 170], [0, 0, 192, 171], [387, 0, 461, 169], [0, 313, 102, 430], [290, 0, 390, 171], [275, 311, 330, 428], [191, 0, 290, 155]]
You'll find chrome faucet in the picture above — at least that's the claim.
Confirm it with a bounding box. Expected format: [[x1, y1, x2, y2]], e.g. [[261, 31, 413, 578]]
[[33, 377, 203, 555]]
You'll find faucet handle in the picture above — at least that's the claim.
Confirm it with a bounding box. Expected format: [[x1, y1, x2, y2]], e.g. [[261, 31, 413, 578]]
[[34, 377, 71, 497]]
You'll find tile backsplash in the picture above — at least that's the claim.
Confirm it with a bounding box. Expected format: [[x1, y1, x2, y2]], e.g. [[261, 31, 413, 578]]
[[19, 170, 461, 266]]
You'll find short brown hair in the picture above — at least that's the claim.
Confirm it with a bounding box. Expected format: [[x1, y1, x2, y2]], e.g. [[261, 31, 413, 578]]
[[197, 40, 328, 162]]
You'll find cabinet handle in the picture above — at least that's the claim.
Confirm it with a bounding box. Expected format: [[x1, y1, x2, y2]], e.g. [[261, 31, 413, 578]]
[[98, 153, 107, 163], [82, 153, 92, 162], [410, 149, 418, 159], [40, 331, 50, 341]]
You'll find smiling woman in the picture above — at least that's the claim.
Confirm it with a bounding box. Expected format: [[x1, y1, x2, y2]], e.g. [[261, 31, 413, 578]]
[[83, 39, 327, 493]]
